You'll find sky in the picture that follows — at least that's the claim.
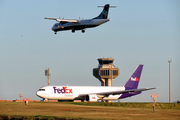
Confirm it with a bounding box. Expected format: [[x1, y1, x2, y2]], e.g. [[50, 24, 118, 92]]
[[0, 0, 180, 102]]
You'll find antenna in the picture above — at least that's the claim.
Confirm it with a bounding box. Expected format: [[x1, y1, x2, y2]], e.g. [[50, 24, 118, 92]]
[[45, 68, 51, 85], [100, 51, 102, 58]]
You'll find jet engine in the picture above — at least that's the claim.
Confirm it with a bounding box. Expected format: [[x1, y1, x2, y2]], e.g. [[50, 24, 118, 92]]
[[85, 95, 98, 102]]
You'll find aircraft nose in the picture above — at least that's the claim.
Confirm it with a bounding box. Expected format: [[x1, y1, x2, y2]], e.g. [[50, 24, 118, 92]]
[[52, 23, 59, 31], [36, 91, 41, 97], [51, 26, 55, 30]]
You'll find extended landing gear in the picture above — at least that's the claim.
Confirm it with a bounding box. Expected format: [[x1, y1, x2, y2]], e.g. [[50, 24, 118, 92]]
[[72, 29, 75, 33], [82, 29, 85, 33], [71, 29, 85, 33], [54, 32, 57, 34]]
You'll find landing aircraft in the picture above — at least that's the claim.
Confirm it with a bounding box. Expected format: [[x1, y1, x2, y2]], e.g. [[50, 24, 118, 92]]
[[45, 4, 113, 34], [36, 65, 156, 102]]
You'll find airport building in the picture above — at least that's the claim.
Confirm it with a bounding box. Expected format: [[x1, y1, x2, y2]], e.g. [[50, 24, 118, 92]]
[[93, 58, 119, 86]]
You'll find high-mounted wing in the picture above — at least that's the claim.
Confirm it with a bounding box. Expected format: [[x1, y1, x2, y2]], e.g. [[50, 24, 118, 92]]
[[79, 87, 156, 97], [44, 17, 78, 23]]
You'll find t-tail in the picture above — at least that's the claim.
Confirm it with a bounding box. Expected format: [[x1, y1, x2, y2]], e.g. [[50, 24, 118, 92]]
[[119, 65, 143, 99], [94, 4, 110, 19]]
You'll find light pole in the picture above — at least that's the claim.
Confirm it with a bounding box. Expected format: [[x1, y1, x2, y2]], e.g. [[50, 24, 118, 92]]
[[168, 60, 172, 103]]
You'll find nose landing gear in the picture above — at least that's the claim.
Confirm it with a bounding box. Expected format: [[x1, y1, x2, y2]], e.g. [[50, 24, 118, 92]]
[[72, 29, 75, 33]]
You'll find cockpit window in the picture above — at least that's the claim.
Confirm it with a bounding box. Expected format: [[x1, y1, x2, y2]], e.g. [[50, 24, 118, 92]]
[[53, 23, 59, 27], [39, 89, 45, 91]]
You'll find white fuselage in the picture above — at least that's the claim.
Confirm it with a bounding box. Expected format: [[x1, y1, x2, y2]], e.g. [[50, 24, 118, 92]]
[[36, 65, 156, 101], [36, 86, 125, 101]]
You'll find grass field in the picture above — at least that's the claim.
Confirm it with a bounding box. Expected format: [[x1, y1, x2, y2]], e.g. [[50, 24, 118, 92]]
[[0, 102, 180, 120]]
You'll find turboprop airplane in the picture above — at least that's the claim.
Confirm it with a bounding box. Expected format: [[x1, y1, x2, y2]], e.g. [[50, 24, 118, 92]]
[[44, 4, 113, 34], [36, 65, 156, 102]]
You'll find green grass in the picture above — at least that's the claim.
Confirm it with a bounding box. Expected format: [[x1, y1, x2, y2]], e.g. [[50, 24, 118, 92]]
[[72, 102, 180, 109], [0, 115, 88, 120], [0, 102, 180, 120]]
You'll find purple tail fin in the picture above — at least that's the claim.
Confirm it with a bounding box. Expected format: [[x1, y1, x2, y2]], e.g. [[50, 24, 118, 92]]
[[119, 65, 143, 99], [124, 65, 143, 89]]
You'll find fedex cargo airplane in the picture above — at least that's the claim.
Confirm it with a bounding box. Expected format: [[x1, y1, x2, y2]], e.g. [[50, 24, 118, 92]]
[[44, 4, 114, 34], [36, 65, 156, 102]]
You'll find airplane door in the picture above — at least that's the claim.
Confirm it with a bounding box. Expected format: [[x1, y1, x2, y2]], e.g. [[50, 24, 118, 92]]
[[48, 88, 54, 98], [58, 23, 63, 28], [59, 24, 61, 28]]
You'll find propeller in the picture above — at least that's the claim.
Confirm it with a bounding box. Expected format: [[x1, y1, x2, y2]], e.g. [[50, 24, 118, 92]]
[[79, 16, 85, 20], [58, 16, 64, 28]]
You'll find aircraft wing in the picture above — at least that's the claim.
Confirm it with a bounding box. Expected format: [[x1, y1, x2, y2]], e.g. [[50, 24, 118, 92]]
[[44, 17, 78, 23], [79, 87, 157, 97]]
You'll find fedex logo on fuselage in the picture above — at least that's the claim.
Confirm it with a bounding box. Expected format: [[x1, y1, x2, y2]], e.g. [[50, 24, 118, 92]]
[[92, 97, 96, 99], [131, 77, 139, 81], [53, 87, 73, 94]]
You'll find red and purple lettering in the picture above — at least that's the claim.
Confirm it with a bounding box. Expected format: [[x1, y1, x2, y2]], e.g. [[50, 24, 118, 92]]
[[53, 87, 73, 94]]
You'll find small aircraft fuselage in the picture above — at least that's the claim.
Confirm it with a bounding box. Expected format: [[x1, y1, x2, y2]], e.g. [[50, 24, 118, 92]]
[[52, 19, 110, 33], [45, 4, 112, 34]]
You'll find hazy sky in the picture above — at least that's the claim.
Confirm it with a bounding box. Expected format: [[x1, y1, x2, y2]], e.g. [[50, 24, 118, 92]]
[[0, 0, 179, 102]]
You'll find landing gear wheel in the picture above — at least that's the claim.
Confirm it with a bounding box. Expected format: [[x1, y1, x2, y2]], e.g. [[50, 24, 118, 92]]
[[72, 29, 75, 33], [54, 32, 57, 34], [82, 30, 85, 33]]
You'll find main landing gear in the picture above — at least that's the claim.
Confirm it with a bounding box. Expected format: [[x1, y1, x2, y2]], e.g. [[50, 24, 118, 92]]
[[54, 32, 57, 34], [82, 29, 85, 33], [71, 29, 85, 33]]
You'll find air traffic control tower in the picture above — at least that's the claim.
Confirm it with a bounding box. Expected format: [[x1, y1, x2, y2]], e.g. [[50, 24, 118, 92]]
[[93, 58, 119, 86]]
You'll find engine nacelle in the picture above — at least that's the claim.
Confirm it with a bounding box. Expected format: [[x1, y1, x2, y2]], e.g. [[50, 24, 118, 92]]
[[85, 95, 98, 102]]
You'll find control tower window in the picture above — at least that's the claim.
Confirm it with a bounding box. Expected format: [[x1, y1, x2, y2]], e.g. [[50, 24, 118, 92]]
[[100, 70, 110, 76], [107, 70, 109, 75], [99, 61, 113, 65], [113, 70, 118, 75]]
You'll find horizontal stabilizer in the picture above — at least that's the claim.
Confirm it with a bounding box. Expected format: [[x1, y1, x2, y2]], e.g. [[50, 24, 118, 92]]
[[97, 87, 157, 95], [98, 6, 116, 8], [97, 6, 117, 8], [79, 87, 157, 97]]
